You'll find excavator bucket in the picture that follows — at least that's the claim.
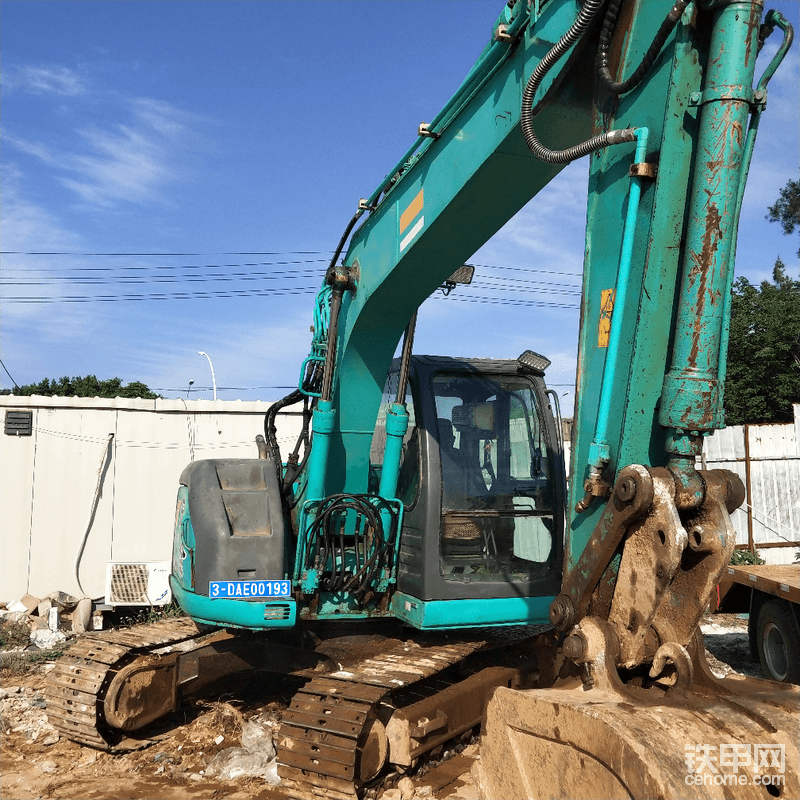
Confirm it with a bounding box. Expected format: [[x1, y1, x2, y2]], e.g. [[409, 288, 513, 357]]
[[474, 628, 799, 800]]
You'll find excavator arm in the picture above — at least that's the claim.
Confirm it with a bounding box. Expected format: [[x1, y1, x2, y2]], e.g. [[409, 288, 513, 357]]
[[301, 0, 790, 634], [293, 0, 799, 796]]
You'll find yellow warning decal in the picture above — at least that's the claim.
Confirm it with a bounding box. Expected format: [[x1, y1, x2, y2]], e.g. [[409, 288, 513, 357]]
[[598, 289, 615, 348], [400, 188, 424, 234]]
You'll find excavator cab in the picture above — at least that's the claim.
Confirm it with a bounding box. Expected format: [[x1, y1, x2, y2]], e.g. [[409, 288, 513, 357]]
[[371, 354, 564, 628]]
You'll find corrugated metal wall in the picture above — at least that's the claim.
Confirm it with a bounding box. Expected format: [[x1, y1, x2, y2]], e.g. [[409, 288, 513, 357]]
[[1, 397, 302, 602], [702, 404, 800, 565]]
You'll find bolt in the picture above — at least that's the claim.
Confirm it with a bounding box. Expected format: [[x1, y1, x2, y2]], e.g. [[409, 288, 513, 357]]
[[616, 475, 637, 502], [562, 634, 586, 661], [690, 91, 702, 105]]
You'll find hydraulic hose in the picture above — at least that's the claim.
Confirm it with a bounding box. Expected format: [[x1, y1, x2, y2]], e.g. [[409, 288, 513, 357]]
[[327, 209, 363, 275], [264, 388, 304, 477], [597, 0, 690, 95], [521, 0, 636, 163]]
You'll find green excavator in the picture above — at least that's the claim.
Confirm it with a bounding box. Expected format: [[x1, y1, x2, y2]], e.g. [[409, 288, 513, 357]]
[[48, 2, 798, 797]]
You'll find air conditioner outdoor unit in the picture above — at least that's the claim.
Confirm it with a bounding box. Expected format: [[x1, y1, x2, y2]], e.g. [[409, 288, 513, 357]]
[[105, 561, 172, 606]]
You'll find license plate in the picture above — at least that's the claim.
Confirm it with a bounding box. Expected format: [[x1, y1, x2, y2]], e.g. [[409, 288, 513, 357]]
[[209, 580, 290, 599]]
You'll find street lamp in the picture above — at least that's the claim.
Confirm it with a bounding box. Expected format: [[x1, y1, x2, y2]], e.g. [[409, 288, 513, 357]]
[[198, 351, 217, 401], [186, 379, 195, 398]]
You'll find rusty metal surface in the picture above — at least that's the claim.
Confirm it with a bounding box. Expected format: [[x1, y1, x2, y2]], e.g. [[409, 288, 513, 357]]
[[277, 635, 538, 798], [46, 616, 342, 750], [476, 619, 799, 800], [45, 617, 203, 750], [651, 470, 742, 650], [607, 468, 686, 667], [553, 464, 655, 630], [277, 638, 485, 797], [556, 465, 745, 674], [103, 658, 179, 730], [385, 665, 523, 767]]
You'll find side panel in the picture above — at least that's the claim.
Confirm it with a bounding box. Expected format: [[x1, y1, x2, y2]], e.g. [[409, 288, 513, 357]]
[[181, 459, 286, 595]]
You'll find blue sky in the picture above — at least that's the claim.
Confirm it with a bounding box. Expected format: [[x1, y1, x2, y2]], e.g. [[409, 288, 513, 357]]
[[2, 1, 798, 416]]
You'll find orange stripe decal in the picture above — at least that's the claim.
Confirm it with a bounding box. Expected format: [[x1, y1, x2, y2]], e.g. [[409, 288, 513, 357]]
[[598, 289, 615, 348], [399, 189, 424, 234]]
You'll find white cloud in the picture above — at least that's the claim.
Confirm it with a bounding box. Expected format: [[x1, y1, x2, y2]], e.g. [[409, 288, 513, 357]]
[[1, 168, 90, 318], [2, 135, 61, 166], [5, 63, 202, 209], [4, 65, 88, 96], [62, 123, 176, 206], [58, 96, 202, 207]]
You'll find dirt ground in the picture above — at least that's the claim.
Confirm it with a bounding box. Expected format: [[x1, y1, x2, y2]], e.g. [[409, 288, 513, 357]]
[[0, 614, 766, 800]]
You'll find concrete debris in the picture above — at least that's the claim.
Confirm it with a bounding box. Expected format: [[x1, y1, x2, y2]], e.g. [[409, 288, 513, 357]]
[[1, 686, 60, 746], [398, 776, 416, 800], [30, 628, 67, 650], [72, 598, 93, 634], [5, 600, 31, 615], [45, 591, 80, 610], [19, 594, 41, 614], [47, 607, 60, 632], [1, 589, 93, 645]]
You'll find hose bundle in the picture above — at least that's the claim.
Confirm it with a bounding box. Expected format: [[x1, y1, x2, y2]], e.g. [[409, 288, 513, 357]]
[[303, 494, 399, 601]]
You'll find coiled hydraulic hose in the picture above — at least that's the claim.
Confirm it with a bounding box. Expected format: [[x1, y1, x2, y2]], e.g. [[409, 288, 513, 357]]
[[597, 0, 690, 95], [521, 0, 636, 163], [304, 494, 399, 599]]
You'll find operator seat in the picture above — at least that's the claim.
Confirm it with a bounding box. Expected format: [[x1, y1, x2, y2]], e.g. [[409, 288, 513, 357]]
[[438, 418, 486, 550]]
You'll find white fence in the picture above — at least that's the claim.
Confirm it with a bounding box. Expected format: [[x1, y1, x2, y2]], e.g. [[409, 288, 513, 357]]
[[1, 396, 302, 603], [2, 397, 797, 603], [701, 404, 800, 565]]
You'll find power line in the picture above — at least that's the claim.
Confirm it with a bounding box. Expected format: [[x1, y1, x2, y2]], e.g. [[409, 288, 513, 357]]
[[2, 256, 582, 281], [0, 358, 20, 389], [470, 262, 581, 278], [0, 254, 582, 304], [2, 274, 324, 286], [2, 259, 330, 275], [1, 287, 580, 308], [2, 277, 581, 297], [1, 287, 319, 303], [0, 250, 335, 256]]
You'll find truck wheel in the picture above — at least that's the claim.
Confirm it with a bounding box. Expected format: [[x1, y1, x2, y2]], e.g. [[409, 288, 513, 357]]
[[755, 599, 800, 684]]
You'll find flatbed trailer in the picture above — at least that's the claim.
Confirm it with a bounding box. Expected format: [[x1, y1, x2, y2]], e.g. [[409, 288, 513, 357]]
[[715, 564, 800, 683]]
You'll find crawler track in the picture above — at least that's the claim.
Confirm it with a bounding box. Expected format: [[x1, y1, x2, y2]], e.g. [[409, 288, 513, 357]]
[[277, 638, 486, 799], [47, 619, 541, 797], [45, 617, 203, 750]]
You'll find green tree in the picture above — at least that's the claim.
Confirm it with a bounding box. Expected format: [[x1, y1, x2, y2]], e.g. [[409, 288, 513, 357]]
[[725, 259, 800, 425], [7, 375, 160, 399], [766, 178, 800, 256]]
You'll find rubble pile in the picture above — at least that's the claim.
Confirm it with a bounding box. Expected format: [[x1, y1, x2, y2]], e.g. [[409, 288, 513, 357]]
[[0, 681, 60, 746], [1, 591, 94, 652]]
